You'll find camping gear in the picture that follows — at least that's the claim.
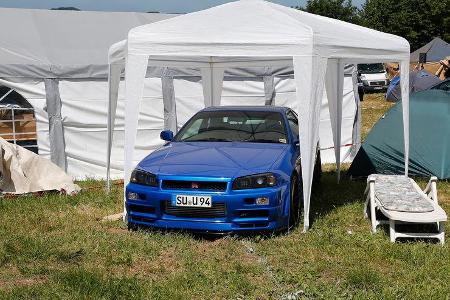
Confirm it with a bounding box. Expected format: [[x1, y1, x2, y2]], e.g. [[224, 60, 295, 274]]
[[385, 69, 441, 102], [349, 90, 450, 179], [107, 0, 411, 230], [364, 174, 446, 245], [0, 137, 80, 194], [410, 37, 450, 63]]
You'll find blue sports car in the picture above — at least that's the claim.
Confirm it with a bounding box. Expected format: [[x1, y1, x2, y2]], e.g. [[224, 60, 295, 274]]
[[126, 106, 321, 233]]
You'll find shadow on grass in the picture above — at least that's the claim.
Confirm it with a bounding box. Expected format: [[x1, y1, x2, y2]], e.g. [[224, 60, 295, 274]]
[[308, 169, 367, 228]]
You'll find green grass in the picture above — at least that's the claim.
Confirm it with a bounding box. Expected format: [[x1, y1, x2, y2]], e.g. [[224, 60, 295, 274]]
[[1, 94, 449, 299]]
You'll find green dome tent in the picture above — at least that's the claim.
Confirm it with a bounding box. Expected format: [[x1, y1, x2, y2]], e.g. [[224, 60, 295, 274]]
[[349, 90, 450, 179]]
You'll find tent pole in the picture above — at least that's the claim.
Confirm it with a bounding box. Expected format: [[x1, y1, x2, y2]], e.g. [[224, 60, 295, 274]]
[[106, 63, 122, 192], [400, 60, 410, 176]]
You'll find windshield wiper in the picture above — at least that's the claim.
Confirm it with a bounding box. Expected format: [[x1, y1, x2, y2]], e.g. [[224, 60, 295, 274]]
[[183, 137, 233, 142], [248, 139, 282, 144]]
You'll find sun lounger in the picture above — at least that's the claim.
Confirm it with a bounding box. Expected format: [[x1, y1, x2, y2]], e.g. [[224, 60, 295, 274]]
[[364, 174, 447, 245]]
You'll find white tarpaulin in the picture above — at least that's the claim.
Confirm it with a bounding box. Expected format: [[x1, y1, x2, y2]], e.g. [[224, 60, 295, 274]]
[[107, 0, 410, 231], [0, 137, 80, 194]]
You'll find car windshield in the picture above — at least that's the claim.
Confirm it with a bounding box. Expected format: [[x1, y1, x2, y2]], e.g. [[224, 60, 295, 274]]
[[175, 110, 288, 144], [358, 63, 385, 74]]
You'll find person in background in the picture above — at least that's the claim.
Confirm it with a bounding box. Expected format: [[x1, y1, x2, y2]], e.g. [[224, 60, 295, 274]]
[[436, 57, 450, 80]]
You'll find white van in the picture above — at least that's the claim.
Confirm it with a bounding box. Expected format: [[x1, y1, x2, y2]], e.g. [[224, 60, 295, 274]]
[[357, 63, 390, 92]]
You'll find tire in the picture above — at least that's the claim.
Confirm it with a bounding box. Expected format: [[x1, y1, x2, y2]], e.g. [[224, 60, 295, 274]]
[[288, 175, 301, 229], [127, 222, 138, 232]]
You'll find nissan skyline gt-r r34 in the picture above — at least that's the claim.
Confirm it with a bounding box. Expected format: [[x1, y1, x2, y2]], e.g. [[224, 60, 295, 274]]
[[126, 106, 321, 234]]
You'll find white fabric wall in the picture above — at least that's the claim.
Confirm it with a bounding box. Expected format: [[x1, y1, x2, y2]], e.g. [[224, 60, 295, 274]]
[[58, 79, 164, 180], [1, 75, 358, 179], [269, 76, 358, 163]]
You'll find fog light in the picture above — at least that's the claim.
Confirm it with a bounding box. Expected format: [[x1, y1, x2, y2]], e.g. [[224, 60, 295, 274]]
[[256, 197, 269, 205], [128, 192, 139, 200]]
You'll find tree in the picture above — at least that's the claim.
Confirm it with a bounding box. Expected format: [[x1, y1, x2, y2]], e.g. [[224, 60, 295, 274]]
[[360, 0, 450, 51], [297, 0, 360, 24], [51, 7, 81, 11]]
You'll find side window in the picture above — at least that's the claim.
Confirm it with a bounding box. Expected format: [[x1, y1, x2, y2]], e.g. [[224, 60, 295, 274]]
[[286, 110, 299, 141]]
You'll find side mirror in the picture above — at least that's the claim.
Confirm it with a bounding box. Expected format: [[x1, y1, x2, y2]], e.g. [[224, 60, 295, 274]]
[[160, 130, 174, 142]]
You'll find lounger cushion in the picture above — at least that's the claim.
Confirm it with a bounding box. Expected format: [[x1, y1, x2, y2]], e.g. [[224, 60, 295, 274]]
[[370, 175, 434, 213]]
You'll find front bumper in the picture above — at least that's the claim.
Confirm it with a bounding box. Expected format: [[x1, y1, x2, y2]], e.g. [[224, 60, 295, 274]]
[[125, 182, 289, 233], [362, 80, 389, 91]]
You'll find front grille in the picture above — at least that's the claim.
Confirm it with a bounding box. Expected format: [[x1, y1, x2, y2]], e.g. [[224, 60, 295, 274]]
[[128, 204, 155, 214], [370, 81, 385, 86], [162, 180, 227, 192], [163, 201, 226, 218]]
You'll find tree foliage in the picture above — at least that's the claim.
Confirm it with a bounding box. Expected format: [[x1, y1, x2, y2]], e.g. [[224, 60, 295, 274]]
[[50, 7, 81, 11], [298, 0, 360, 24], [360, 0, 450, 51], [296, 0, 449, 51]]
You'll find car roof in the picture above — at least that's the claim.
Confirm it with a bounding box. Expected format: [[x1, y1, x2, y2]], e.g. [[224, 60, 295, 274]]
[[201, 106, 290, 113]]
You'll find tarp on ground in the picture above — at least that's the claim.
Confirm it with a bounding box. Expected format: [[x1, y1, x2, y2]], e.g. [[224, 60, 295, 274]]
[[349, 89, 450, 179], [386, 69, 441, 102], [410, 37, 450, 63], [0, 137, 80, 194]]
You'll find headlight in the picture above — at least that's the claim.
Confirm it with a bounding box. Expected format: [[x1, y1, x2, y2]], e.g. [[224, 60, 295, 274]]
[[130, 169, 158, 187], [232, 173, 277, 190]]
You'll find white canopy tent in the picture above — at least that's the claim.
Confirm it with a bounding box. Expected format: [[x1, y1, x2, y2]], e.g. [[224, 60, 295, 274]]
[[107, 0, 410, 231], [0, 8, 175, 179]]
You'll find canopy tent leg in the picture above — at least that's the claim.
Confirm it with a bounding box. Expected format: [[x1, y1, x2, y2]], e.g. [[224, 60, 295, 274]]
[[123, 54, 149, 220], [263, 75, 276, 106], [201, 65, 224, 107], [294, 55, 328, 232], [162, 69, 178, 133], [44, 79, 67, 172], [400, 60, 410, 175], [325, 59, 345, 182], [350, 65, 362, 160], [106, 63, 123, 191]]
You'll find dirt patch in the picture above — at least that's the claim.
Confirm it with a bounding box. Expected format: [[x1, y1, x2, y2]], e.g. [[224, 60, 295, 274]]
[[0, 276, 48, 289]]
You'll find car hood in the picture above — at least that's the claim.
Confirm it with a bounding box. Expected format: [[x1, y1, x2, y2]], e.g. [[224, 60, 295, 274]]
[[138, 142, 289, 178], [361, 72, 386, 81]]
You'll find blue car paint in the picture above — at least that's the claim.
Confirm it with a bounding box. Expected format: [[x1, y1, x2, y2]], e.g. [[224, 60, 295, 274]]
[[126, 106, 301, 233]]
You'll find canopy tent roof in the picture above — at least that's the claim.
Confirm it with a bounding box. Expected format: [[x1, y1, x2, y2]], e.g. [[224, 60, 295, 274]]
[[110, 0, 409, 61], [410, 37, 450, 63], [0, 8, 175, 79], [107, 0, 411, 231]]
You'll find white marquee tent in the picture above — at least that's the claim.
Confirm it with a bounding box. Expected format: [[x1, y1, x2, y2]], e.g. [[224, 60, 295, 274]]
[[0, 8, 175, 178], [107, 0, 410, 230]]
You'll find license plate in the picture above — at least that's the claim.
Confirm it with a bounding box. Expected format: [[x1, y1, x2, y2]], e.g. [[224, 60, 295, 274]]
[[175, 195, 212, 208]]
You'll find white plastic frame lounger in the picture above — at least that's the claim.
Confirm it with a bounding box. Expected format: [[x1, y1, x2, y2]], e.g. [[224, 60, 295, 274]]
[[364, 175, 447, 245]]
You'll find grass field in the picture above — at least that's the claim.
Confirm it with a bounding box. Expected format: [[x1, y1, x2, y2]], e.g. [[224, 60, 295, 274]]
[[1, 94, 449, 299]]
